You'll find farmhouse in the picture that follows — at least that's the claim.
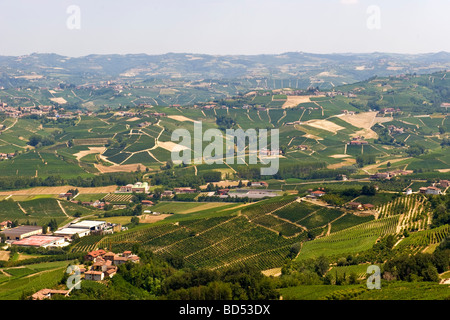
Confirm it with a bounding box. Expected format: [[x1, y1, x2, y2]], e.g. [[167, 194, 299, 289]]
[[421, 186, 442, 195], [347, 202, 363, 210], [309, 190, 326, 198], [218, 189, 229, 196], [438, 180, 450, 188], [162, 190, 173, 197], [174, 188, 197, 194], [119, 184, 134, 193], [12, 235, 66, 248], [363, 203, 375, 210], [85, 249, 107, 261], [85, 271, 104, 281], [349, 139, 368, 145], [141, 200, 154, 206], [0, 221, 12, 231], [32, 289, 70, 300], [1, 225, 42, 241]]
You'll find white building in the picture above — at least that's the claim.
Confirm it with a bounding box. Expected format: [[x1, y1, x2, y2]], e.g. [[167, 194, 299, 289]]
[[425, 187, 442, 195], [54, 227, 91, 239], [68, 220, 107, 232]]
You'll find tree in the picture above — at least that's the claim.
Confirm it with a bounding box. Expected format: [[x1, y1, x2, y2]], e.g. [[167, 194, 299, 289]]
[[314, 255, 329, 277], [133, 204, 143, 216], [130, 216, 140, 226], [48, 219, 58, 232]]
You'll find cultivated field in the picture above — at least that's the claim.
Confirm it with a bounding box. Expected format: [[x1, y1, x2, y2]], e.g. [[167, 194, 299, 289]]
[[74, 147, 106, 161], [282, 95, 323, 109], [0, 185, 117, 196], [94, 163, 147, 173]]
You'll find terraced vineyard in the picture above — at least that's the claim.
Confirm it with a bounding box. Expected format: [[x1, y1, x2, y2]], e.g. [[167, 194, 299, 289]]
[[376, 194, 431, 232], [71, 234, 108, 253], [395, 224, 450, 255]]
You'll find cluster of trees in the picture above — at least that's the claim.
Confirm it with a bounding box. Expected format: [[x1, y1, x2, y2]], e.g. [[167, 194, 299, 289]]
[[27, 133, 57, 148], [42, 219, 58, 234], [150, 170, 205, 189], [64, 250, 279, 300], [0, 172, 144, 190], [320, 185, 378, 207], [383, 238, 449, 282], [428, 193, 450, 227], [200, 171, 221, 183], [355, 155, 376, 167], [441, 137, 450, 147], [373, 126, 396, 145], [235, 163, 354, 181], [215, 115, 235, 130], [406, 144, 427, 157]]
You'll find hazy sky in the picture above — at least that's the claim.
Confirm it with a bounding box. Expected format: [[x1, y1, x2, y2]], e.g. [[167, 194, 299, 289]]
[[0, 0, 449, 57]]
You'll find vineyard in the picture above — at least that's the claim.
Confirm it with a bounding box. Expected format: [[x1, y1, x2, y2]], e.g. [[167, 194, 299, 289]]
[[70, 234, 107, 253], [72, 215, 304, 271], [296, 215, 400, 261], [376, 194, 431, 232], [67, 192, 447, 273], [241, 195, 298, 220], [395, 224, 450, 255], [103, 193, 133, 203]]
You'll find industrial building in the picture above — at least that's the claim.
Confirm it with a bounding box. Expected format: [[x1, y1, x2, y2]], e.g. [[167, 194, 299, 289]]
[[54, 227, 91, 239], [67, 220, 107, 232], [12, 235, 66, 248], [1, 225, 42, 241]]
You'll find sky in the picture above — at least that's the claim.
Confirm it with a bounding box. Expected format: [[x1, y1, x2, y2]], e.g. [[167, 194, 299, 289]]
[[0, 0, 449, 57]]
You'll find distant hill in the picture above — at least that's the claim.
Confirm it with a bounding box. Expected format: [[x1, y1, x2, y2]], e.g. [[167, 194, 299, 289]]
[[1, 51, 450, 89]]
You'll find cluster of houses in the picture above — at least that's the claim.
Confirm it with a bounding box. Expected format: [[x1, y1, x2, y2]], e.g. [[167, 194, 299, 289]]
[[341, 110, 356, 115], [326, 91, 357, 98], [378, 107, 402, 115], [416, 180, 449, 195], [31, 249, 141, 300], [370, 170, 412, 180], [0, 153, 15, 161], [387, 125, 405, 134], [118, 182, 150, 194], [346, 202, 375, 211], [349, 136, 368, 145], [82, 249, 140, 281], [0, 102, 91, 119]]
